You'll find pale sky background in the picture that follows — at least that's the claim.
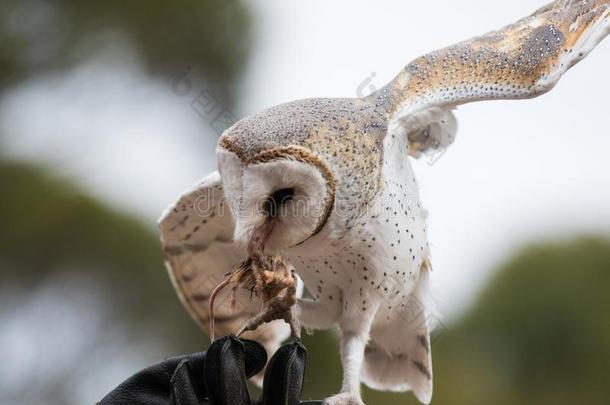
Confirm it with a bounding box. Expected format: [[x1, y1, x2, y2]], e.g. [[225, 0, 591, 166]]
[[2, 0, 609, 321]]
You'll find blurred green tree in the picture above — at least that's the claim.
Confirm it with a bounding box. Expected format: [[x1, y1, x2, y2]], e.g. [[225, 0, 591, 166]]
[[0, 160, 202, 348], [429, 237, 610, 405], [0, 0, 250, 102]]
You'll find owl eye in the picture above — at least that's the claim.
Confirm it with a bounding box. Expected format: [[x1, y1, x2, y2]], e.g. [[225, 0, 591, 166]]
[[264, 187, 295, 217]]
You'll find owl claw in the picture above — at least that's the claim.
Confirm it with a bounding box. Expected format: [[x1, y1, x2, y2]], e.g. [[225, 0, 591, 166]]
[[210, 251, 298, 341], [237, 282, 301, 339], [323, 393, 365, 405]]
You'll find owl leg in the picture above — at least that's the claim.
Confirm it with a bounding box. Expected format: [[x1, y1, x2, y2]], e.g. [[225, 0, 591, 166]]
[[324, 308, 377, 405], [322, 335, 367, 405]]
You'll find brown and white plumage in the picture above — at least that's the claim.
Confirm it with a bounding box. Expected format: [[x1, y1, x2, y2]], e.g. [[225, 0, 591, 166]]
[[159, 1, 608, 403], [388, 0, 610, 156]]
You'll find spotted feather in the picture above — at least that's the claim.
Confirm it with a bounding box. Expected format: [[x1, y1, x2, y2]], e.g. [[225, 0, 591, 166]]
[[385, 0, 610, 156]]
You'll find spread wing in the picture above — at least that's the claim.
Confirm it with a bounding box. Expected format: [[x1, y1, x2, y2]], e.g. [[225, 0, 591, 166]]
[[385, 0, 610, 156], [159, 171, 291, 360]]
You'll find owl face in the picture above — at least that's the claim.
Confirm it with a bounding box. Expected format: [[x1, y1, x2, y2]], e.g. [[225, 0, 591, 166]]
[[216, 97, 389, 253], [217, 142, 334, 251]]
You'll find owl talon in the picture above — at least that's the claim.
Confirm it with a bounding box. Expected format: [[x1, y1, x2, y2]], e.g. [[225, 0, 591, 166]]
[[237, 281, 301, 339]]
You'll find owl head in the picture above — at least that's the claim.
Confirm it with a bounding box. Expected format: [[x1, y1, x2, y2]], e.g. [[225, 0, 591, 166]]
[[216, 97, 389, 254]]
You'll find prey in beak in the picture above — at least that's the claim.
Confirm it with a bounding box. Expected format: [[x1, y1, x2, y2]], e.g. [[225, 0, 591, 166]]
[[208, 193, 300, 341]]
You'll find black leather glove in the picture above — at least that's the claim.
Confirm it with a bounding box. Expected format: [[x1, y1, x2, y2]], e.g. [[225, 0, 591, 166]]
[[99, 335, 322, 405]]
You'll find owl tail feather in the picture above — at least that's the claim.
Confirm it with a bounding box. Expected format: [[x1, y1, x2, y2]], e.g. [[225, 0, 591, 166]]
[[361, 340, 432, 404], [361, 268, 434, 404]]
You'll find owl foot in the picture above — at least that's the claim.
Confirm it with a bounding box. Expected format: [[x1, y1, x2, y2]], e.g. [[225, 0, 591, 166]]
[[209, 252, 298, 340], [237, 280, 301, 339], [323, 393, 365, 405]]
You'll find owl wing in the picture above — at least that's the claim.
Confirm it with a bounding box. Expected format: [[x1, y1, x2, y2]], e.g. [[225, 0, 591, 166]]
[[159, 171, 292, 360], [386, 0, 610, 156]]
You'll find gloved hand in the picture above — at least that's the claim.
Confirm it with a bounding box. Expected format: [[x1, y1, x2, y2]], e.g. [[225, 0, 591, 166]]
[[98, 335, 322, 405]]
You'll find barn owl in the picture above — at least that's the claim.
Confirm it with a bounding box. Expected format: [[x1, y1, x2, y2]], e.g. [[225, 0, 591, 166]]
[[159, 1, 609, 404]]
